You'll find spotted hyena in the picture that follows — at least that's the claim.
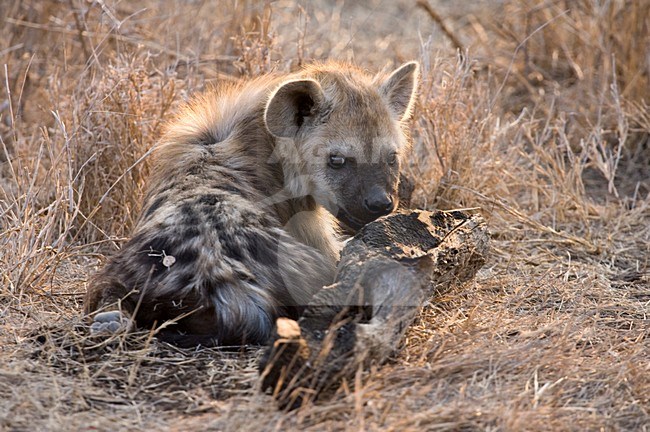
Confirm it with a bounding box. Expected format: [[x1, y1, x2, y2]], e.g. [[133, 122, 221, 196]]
[[84, 61, 420, 347]]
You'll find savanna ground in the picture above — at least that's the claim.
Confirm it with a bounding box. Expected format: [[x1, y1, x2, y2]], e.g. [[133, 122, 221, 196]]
[[1, 1, 648, 430]]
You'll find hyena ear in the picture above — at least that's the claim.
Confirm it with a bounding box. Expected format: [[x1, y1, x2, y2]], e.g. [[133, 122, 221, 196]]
[[265, 79, 325, 138], [379, 61, 420, 121]]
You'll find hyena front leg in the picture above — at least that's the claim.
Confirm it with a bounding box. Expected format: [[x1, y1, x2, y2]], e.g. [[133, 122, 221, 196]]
[[281, 207, 342, 268], [274, 229, 337, 307]]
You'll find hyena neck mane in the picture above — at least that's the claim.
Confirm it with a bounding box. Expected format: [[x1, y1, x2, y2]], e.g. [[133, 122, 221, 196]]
[[147, 75, 287, 202]]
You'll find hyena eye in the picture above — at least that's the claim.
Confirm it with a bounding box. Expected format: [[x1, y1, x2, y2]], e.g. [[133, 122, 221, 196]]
[[328, 154, 346, 169], [388, 152, 398, 166]]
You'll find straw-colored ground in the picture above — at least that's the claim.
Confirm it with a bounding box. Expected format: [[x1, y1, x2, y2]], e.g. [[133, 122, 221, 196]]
[[1, 1, 648, 430]]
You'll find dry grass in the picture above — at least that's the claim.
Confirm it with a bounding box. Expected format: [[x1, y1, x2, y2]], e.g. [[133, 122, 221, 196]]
[[1, 0, 648, 430]]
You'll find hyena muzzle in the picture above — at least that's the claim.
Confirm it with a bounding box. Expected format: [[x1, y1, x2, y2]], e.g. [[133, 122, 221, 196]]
[[84, 61, 420, 347]]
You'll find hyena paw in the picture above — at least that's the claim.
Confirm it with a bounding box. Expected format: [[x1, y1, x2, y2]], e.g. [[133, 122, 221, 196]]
[[90, 310, 128, 334]]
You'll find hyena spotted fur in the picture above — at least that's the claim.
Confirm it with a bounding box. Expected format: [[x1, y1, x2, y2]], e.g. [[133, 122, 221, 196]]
[[84, 61, 420, 347]]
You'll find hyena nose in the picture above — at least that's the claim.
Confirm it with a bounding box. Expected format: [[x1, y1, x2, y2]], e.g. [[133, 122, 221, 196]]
[[364, 192, 394, 216]]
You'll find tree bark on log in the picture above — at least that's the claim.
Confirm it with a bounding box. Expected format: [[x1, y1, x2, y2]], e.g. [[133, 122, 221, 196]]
[[259, 210, 490, 409]]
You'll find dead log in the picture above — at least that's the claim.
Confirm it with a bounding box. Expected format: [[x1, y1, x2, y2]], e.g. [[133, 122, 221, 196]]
[[259, 210, 489, 409]]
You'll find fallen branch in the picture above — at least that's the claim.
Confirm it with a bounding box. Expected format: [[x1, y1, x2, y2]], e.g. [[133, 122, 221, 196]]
[[259, 210, 490, 409]]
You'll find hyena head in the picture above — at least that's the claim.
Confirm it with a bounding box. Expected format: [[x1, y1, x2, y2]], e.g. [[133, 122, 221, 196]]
[[265, 61, 420, 231]]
